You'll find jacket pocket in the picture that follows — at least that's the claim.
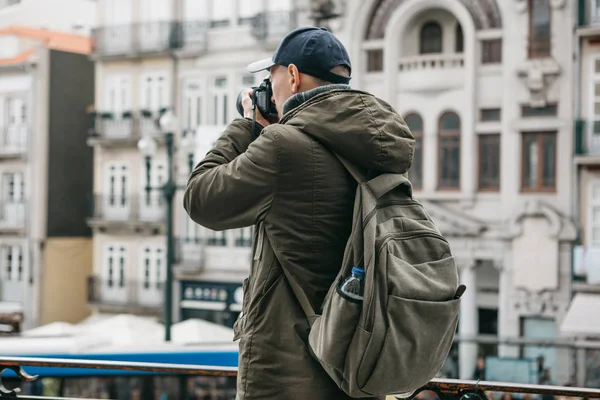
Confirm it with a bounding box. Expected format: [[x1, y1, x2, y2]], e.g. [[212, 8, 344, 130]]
[[233, 277, 250, 341]]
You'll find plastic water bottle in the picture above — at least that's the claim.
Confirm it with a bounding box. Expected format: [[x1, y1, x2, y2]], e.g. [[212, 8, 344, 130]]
[[339, 266, 365, 301]]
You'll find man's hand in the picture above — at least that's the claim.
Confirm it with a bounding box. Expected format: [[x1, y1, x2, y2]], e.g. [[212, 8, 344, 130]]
[[242, 88, 270, 128]]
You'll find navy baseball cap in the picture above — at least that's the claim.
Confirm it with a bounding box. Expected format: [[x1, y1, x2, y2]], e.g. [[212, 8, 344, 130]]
[[247, 27, 351, 84]]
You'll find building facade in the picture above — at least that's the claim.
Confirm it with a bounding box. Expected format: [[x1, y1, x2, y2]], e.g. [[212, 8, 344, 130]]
[[336, 0, 577, 384], [0, 26, 94, 331], [87, 0, 308, 325], [564, 0, 600, 389]]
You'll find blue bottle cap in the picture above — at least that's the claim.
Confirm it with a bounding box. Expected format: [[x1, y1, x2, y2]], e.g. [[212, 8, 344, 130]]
[[352, 266, 365, 278]]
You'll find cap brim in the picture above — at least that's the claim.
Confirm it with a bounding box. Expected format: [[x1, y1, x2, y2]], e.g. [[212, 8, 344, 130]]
[[247, 58, 275, 73]]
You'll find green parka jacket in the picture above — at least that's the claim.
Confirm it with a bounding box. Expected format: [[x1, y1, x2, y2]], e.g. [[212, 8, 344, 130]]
[[184, 87, 414, 400]]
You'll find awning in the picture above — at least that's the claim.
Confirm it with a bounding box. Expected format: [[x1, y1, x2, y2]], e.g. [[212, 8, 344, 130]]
[[560, 293, 600, 336]]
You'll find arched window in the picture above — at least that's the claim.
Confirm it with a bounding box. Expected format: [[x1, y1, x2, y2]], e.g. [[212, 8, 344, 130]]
[[404, 113, 423, 189], [420, 21, 443, 54], [455, 23, 464, 53], [438, 112, 461, 189]]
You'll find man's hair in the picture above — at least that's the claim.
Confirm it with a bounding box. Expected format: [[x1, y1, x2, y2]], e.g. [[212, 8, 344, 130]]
[[312, 65, 351, 86]]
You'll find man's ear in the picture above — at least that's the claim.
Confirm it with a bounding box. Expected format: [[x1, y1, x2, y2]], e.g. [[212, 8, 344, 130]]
[[288, 64, 300, 93]]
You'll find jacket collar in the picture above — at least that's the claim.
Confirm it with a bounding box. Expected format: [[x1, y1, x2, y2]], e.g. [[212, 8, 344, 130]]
[[281, 84, 351, 116]]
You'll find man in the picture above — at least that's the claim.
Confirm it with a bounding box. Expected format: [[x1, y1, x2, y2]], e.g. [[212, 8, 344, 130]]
[[184, 27, 414, 400]]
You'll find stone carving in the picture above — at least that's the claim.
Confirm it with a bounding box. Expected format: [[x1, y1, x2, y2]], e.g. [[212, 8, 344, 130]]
[[514, 289, 561, 315], [365, 0, 502, 39], [516, 59, 561, 108], [508, 199, 577, 241]]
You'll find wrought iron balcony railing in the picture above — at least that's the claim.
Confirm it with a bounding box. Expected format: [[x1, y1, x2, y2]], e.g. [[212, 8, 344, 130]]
[[89, 194, 166, 223], [87, 110, 167, 142], [92, 21, 178, 57], [87, 276, 164, 310], [0, 356, 599, 399], [91, 20, 209, 57], [0, 125, 27, 156]]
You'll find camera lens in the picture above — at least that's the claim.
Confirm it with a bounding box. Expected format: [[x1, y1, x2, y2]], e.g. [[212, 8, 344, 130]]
[[236, 90, 245, 118]]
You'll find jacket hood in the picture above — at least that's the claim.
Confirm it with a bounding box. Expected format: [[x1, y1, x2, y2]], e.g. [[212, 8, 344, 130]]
[[279, 89, 415, 174]]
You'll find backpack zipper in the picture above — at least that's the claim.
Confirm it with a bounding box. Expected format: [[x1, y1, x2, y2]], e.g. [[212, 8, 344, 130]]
[[363, 229, 449, 331]]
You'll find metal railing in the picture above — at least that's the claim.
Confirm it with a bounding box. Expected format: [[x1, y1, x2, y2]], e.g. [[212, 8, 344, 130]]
[[91, 20, 209, 57], [0, 201, 26, 229], [87, 276, 163, 310], [0, 126, 27, 155], [89, 195, 166, 223], [0, 356, 599, 399], [87, 111, 165, 141], [92, 21, 179, 57]]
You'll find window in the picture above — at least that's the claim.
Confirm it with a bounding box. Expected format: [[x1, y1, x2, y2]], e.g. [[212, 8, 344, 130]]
[[242, 75, 255, 86], [235, 227, 253, 247], [1, 245, 22, 282], [521, 132, 556, 191], [183, 79, 203, 133], [140, 72, 169, 112], [587, 181, 600, 247], [211, 0, 233, 27], [239, 1, 261, 25], [481, 39, 502, 64], [211, 77, 229, 125], [528, 0, 551, 58], [139, 245, 165, 291], [420, 21, 443, 54], [404, 113, 423, 189], [521, 104, 557, 117], [104, 75, 132, 115], [366, 49, 384, 72], [207, 231, 227, 246], [438, 112, 461, 189], [455, 23, 464, 53], [103, 245, 126, 289], [591, 59, 600, 142], [478, 134, 501, 191], [480, 108, 502, 122]]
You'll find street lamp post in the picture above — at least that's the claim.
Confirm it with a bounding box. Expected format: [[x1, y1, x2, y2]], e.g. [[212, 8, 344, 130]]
[[138, 110, 181, 342]]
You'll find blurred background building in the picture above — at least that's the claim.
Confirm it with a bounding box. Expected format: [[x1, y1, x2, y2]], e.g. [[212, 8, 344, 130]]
[[0, 0, 599, 396]]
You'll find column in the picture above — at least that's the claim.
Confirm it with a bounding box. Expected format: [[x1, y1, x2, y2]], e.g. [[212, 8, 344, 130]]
[[459, 262, 478, 379]]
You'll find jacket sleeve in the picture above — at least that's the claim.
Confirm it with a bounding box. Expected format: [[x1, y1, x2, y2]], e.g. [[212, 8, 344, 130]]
[[183, 118, 278, 231]]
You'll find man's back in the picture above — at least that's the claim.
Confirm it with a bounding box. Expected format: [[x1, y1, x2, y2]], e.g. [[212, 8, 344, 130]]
[[184, 87, 413, 399]]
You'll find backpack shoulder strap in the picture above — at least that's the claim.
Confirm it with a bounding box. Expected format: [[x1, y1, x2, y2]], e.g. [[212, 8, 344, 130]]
[[280, 266, 319, 327]]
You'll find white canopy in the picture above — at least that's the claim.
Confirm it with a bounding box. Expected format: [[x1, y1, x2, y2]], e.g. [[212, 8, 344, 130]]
[[22, 321, 77, 337], [172, 318, 234, 344], [560, 293, 600, 336]]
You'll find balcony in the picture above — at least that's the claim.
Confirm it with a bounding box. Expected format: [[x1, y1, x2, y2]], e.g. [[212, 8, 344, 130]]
[[397, 54, 465, 92], [251, 11, 298, 49], [87, 275, 163, 313], [87, 195, 165, 234], [91, 20, 209, 59], [87, 110, 166, 147], [0, 201, 25, 234], [0, 125, 27, 159], [92, 21, 178, 58], [174, 228, 253, 275], [0, 280, 22, 303], [573, 245, 600, 290]]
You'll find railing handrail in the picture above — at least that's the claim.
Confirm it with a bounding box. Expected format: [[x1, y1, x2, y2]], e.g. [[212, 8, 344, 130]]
[[1, 356, 600, 398], [0, 356, 236, 377]]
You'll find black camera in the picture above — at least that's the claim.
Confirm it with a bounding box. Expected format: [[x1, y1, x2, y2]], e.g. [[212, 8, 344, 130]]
[[236, 78, 279, 123]]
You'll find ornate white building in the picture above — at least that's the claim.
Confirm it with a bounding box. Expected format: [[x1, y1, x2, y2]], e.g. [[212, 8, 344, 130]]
[[336, 0, 577, 384]]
